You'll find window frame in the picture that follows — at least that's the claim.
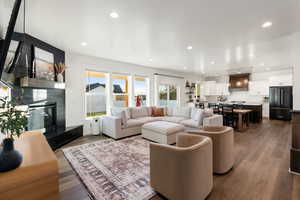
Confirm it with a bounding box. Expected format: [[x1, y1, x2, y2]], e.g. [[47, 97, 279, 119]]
[[85, 70, 108, 118], [133, 75, 149, 107], [111, 73, 130, 108], [158, 84, 179, 107]]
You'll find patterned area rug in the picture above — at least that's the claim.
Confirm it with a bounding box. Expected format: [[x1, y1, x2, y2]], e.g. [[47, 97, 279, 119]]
[[63, 136, 155, 200]]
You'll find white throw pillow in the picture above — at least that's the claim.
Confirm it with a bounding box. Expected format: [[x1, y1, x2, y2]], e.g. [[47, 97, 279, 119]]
[[110, 109, 127, 127], [191, 108, 204, 126], [204, 108, 214, 117], [111, 107, 131, 119], [173, 107, 191, 118]]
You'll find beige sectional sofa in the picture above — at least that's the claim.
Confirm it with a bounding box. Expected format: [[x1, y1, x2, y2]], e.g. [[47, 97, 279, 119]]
[[102, 106, 223, 139]]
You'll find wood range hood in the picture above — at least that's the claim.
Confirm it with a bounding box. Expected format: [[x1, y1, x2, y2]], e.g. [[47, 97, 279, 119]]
[[229, 73, 250, 91]]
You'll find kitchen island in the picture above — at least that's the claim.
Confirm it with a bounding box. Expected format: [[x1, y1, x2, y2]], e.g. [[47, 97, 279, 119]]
[[215, 102, 263, 123]]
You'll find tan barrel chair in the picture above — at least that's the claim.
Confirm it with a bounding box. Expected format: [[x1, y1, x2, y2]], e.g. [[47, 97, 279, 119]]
[[189, 126, 234, 174], [150, 134, 213, 200]]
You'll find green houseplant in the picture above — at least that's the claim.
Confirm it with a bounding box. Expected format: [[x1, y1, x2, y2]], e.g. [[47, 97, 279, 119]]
[[0, 97, 28, 172]]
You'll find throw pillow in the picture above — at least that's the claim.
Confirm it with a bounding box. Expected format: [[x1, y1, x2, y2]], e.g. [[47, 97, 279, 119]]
[[204, 108, 214, 117], [152, 107, 165, 117], [191, 108, 204, 126], [111, 110, 127, 128], [111, 107, 131, 119]]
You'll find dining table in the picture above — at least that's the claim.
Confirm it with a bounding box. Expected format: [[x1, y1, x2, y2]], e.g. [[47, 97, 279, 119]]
[[233, 109, 252, 132]]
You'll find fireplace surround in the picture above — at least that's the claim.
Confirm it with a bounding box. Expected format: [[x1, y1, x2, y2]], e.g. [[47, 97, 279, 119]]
[[4, 32, 83, 149]]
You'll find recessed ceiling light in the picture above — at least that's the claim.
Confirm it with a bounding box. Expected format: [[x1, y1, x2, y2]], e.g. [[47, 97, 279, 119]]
[[149, 59, 153, 62], [110, 12, 119, 19], [183, 66, 187, 70], [81, 42, 87, 46], [260, 62, 265, 66], [262, 21, 272, 28], [187, 46, 193, 50], [210, 61, 215, 65]]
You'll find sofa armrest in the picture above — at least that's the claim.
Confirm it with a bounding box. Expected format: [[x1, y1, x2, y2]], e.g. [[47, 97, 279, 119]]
[[203, 115, 223, 127], [102, 116, 122, 139]]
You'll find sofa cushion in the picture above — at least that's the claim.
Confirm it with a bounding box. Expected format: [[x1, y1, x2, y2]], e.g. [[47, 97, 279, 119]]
[[142, 121, 185, 135], [126, 119, 145, 128], [131, 107, 150, 119], [172, 107, 191, 118], [137, 117, 159, 124], [181, 119, 201, 128], [162, 116, 187, 124], [111, 107, 131, 119], [166, 106, 174, 116]]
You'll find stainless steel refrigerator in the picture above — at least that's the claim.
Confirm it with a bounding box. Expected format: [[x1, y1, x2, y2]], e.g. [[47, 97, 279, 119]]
[[269, 86, 293, 121]]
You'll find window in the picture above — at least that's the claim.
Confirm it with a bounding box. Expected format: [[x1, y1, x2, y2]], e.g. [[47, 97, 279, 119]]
[[86, 71, 107, 117], [134, 76, 148, 107], [159, 84, 178, 107], [112, 74, 129, 107], [159, 85, 168, 106], [168, 85, 178, 107]]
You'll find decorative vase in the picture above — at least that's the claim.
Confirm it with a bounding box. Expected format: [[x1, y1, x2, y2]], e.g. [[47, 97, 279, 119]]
[[57, 73, 64, 83], [0, 138, 23, 172]]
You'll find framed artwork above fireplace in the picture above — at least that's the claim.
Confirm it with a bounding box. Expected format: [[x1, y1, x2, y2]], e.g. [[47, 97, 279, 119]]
[[33, 47, 55, 81]]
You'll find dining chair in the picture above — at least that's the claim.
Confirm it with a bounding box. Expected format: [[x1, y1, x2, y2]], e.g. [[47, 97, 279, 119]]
[[208, 103, 220, 114], [221, 105, 237, 128]]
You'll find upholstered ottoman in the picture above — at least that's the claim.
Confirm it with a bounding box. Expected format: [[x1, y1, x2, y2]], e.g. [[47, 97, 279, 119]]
[[142, 121, 185, 144]]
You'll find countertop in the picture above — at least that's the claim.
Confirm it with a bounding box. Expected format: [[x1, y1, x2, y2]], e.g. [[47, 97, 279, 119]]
[[214, 102, 263, 106]]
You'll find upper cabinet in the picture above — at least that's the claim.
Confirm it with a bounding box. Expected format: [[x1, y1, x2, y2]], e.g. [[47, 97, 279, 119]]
[[203, 81, 216, 96], [249, 81, 269, 96], [203, 81, 229, 96], [269, 74, 293, 86]]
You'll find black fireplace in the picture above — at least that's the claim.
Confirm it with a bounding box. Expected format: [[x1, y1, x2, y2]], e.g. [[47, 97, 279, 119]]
[[5, 33, 83, 150], [28, 101, 57, 135]]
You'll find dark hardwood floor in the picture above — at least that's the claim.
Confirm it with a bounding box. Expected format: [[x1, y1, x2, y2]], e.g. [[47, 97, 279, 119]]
[[57, 120, 300, 200]]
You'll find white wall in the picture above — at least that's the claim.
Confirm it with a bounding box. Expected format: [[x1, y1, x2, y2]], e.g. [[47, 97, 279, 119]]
[[291, 32, 300, 110], [65, 52, 202, 130]]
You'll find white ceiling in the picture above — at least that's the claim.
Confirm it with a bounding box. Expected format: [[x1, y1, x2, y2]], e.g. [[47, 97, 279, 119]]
[[3, 0, 300, 75]]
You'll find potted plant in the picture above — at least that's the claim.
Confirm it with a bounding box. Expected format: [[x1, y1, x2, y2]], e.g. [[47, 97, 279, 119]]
[[0, 98, 28, 172], [54, 62, 66, 83]]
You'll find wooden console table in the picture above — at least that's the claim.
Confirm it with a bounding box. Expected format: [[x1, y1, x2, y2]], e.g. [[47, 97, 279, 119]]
[[0, 131, 59, 200]]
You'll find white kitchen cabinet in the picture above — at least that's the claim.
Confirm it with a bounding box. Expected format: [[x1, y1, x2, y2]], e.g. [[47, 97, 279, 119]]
[[249, 81, 269, 96], [203, 81, 216, 96], [269, 74, 293, 86], [203, 81, 229, 96]]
